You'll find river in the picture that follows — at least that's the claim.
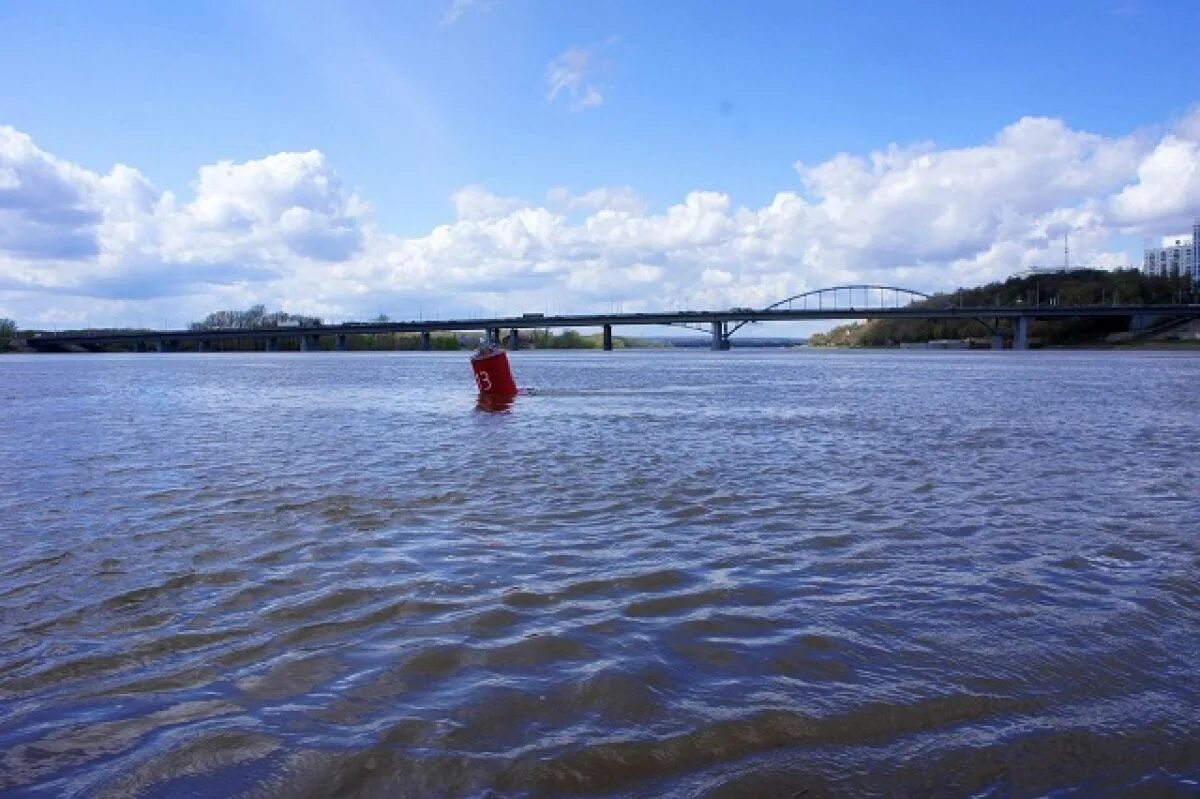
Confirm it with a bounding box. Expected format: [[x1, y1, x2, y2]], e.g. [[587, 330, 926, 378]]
[[1, 349, 1198, 797]]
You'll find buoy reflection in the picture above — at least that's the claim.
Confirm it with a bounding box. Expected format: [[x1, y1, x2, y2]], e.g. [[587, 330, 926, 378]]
[[475, 394, 516, 413]]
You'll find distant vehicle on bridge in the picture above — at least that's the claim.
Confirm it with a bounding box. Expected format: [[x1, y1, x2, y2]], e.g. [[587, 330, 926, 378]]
[[522, 312, 545, 319], [272, 319, 322, 328]]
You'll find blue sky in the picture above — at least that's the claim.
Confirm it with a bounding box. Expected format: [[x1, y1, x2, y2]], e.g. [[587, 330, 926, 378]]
[[1, 1, 1198, 328]]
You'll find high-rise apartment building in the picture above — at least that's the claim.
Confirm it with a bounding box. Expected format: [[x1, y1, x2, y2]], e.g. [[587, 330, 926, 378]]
[[1142, 219, 1199, 281]]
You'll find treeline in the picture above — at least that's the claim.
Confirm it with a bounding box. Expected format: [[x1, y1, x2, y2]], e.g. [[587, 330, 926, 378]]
[[184, 306, 646, 349], [526, 330, 646, 349], [169, 305, 649, 350], [124, 330, 649, 352], [286, 332, 465, 351], [810, 270, 1196, 347], [189, 305, 322, 330], [178, 330, 645, 352], [0, 318, 16, 350]]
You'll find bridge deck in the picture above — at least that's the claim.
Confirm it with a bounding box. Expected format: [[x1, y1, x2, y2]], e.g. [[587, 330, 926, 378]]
[[28, 304, 1200, 346]]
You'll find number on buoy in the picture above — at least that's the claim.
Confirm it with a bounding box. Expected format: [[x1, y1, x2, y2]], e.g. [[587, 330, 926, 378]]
[[470, 343, 518, 398]]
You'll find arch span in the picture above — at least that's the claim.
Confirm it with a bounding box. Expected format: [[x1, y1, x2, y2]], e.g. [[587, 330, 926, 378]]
[[726, 284, 931, 337]]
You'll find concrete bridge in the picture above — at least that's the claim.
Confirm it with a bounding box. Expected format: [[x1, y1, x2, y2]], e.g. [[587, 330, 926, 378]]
[[23, 284, 1200, 352]]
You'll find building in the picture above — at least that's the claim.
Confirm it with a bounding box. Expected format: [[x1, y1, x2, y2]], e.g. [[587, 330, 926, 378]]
[[1142, 219, 1199, 281]]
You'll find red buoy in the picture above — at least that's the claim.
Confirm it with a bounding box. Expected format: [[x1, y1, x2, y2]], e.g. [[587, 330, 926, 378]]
[[471, 343, 518, 398]]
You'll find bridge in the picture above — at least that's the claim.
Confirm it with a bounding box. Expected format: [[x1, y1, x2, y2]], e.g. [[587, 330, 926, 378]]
[[22, 284, 1200, 352]]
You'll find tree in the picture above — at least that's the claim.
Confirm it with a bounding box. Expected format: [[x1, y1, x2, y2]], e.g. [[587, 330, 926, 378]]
[[190, 305, 320, 330], [809, 270, 1191, 347], [0, 318, 15, 347]]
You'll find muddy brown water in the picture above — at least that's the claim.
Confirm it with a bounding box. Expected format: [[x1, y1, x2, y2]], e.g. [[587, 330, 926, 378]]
[[1, 350, 1198, 797]]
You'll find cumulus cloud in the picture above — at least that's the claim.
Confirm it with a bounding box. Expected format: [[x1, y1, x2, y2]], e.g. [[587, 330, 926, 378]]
[[1109, 134, 1200, 225], [787, 116, 1152, 275], [2, 112, 1200, 329], [452, 185, 528, 221], [0, 127, 101, 261], [547, 185, 644, 214], [162, 150, 367, 263], [0, 127, 365, 310]]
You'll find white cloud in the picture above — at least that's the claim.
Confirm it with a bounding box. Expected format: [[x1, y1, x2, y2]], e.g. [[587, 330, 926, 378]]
[[701, 268, 734, 286], [2, 112, 1200, 329], [162, 150, 367, 263], [575, 87, 603, 110], [547, 185, 644, 214], [0, 127, 102, 262], [452, 185, 528, 220], [546, 47, 605, 112], [1109, 134, 1200, 226]]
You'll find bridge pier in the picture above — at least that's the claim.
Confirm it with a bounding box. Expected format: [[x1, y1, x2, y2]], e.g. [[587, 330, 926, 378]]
[[300, 334, 321, 352], [1130, 313, 1162, 332], [603, 324, 613, 351], [710, 321, 730, 351], [335, 333, 349, 352], [991, 335, 1004, 350], [487, 327, 501, 346], [507, 328, 520, 351], [197, 339, 211, 353], [135, 341, 147, 353], [265, 336, 279, 352], [1014, 316, 1030, 350], [420, 331, 431, 351], [155, 337, 169, 353]]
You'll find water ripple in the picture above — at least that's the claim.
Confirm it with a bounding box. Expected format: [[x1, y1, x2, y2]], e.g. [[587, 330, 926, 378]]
[[1, 350, 1198, 796]]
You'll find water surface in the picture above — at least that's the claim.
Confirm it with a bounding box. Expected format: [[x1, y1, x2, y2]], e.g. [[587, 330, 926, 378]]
[[1, 350, 1198, 797]]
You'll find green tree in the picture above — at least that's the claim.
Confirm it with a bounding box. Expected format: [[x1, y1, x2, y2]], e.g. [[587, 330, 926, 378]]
[[0, 318, 15, 347], [190, 305, 321, 331], [809, 270, 1194, 347]]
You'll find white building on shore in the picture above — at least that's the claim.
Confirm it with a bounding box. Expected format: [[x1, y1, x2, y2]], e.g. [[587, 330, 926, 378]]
[[1142, 218, 1199, 280]]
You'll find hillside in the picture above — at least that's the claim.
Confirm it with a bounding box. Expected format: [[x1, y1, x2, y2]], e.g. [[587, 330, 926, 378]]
[[809, 269, 1196, 347]]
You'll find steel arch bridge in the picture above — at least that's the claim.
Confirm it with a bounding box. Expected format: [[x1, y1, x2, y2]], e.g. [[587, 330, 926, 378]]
[[667, 284, 933, 337], [727, 285, 931, 337]]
